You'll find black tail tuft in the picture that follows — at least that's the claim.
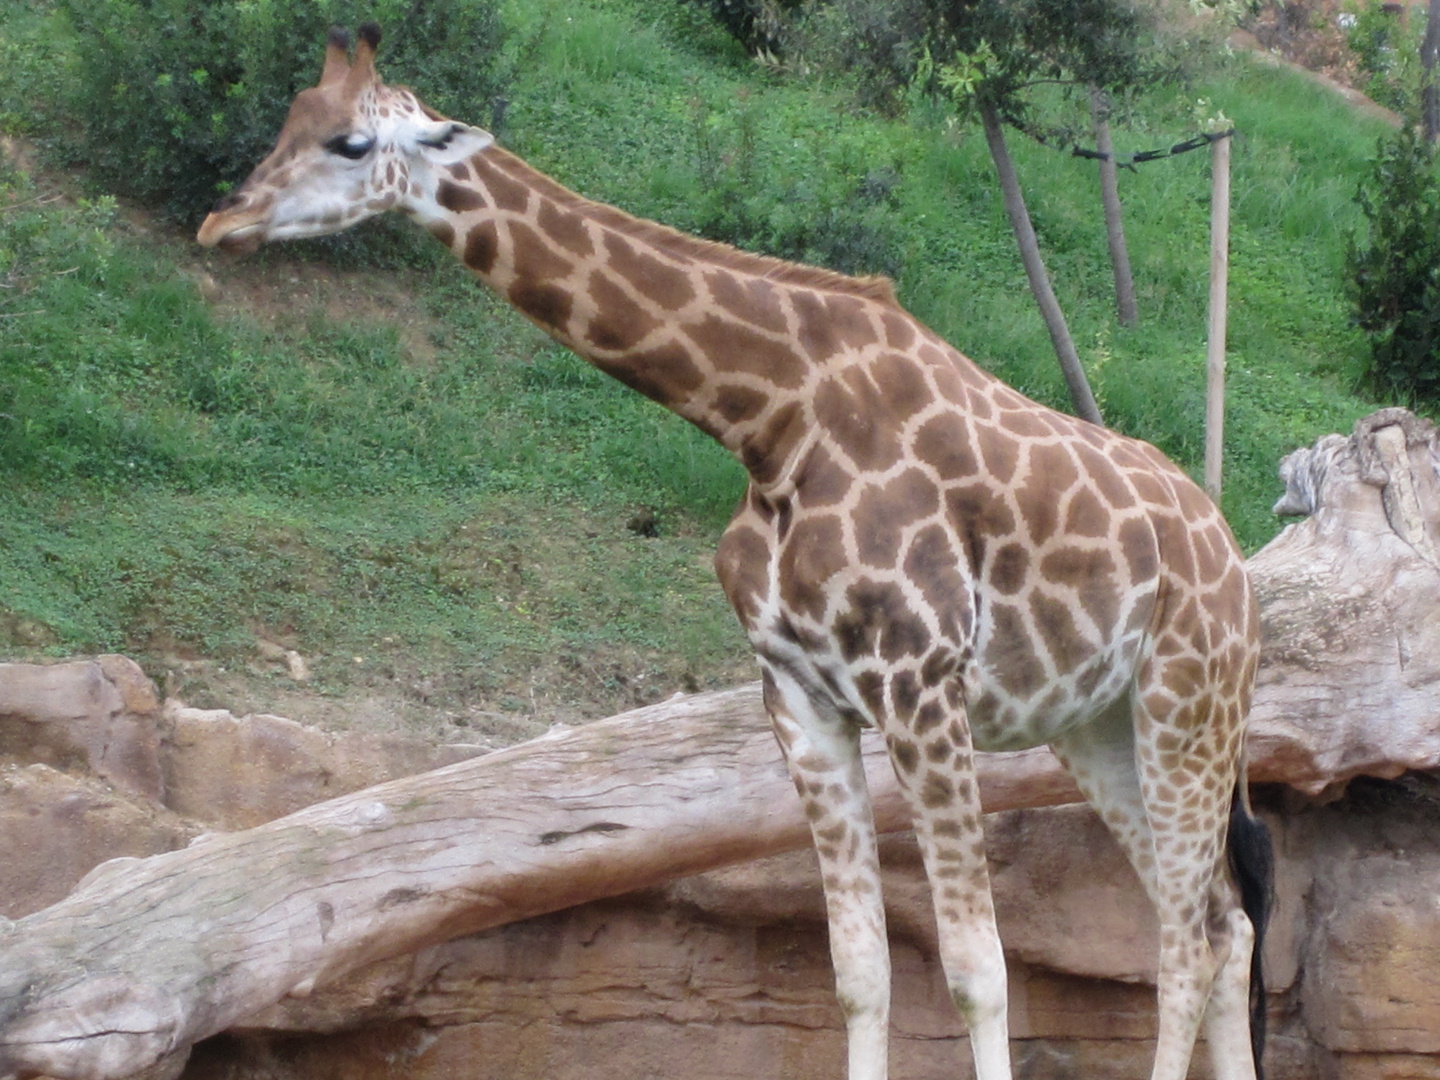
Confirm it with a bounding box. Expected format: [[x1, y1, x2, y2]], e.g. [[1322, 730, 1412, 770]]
[[1228, 786, 1275, 1080]]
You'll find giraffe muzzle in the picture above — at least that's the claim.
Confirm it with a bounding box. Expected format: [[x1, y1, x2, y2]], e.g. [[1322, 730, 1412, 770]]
[[196, 210, 265, 253]]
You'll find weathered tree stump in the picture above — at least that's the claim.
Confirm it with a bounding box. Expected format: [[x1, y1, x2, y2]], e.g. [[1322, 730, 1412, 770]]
[[1, 408, 1438, 1080], [1248, 408, 1440, 793]]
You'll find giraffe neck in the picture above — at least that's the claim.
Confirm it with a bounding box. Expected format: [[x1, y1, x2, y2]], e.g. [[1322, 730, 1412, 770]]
[[411, 145, 900, 490]]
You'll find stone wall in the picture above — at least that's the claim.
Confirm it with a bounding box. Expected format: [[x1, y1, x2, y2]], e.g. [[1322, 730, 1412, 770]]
[[5, 657, 1440, 1079]]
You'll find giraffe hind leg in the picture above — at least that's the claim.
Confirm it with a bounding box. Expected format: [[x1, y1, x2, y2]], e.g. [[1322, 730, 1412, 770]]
[[761, 669, 891, 1080], [1052, 696, 1260, 1080], [1204, 786, 1273, 1079]]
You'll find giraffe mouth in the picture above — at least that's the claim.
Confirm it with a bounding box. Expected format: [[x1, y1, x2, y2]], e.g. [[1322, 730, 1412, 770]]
[[196, 214, 265, 254], [217, 229, 265, 255]]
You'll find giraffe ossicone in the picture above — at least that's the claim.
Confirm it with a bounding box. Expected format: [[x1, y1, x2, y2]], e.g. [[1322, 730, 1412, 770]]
[[198, 24, 1274, 1080]]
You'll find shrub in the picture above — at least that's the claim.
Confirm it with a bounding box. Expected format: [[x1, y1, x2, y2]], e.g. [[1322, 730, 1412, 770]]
[[54, 0, 508, 223], [681, 0, 806, 58], [1348, 126, 1440, 404], [1345, 1, 1428, 118], [686, 98, 905, 278]]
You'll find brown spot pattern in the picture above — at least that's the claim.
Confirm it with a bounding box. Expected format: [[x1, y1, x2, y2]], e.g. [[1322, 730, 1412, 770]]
[[594, 341, 705, 405], [539, 198, 595, 259], [509, 220, 575, 285], [509, 281, 573, 329], [606, 232, 695, 310], [463, 222, 499, 273], [777, 514, 848, 622], [437, 178, 484, 213], [814, 369, 903, 472], [742, 402, 804, 486], [586, 271, 663, 352], [834, 578, 931, 663], [474, 155, 530, 212], [852, 470, 939, 569], [913, 416, 979, 480], [706, 271, 788, 334], [688, 313, 808, 391]]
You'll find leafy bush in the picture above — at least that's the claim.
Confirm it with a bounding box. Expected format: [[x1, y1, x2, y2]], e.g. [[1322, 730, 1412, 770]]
[[54, 0, 508, 223], [1348, 126, 1440, 403], [686, 96, 905, 278], [1345, 1, 1428, 118], [681, 0, 806, 58]]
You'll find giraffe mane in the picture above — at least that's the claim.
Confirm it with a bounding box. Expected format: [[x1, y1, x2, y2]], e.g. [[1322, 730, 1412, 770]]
[[484, 147, 900, 307]]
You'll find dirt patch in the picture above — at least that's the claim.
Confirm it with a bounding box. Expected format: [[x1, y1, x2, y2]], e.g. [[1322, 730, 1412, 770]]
[[157, 637, 757, 749], [188, 250, 444, 367], [1244, 0, 1365, 86]]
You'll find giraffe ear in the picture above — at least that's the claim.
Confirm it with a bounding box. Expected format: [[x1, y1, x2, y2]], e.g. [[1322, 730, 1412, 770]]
[[409, 120, 494, 164]]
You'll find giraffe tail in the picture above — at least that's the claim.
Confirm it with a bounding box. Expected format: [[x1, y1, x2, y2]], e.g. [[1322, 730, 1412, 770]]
[[1227, 774, 1275, 1080]]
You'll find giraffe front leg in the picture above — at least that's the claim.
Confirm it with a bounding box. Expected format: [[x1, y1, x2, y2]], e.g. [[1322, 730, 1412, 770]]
[[762, 670, 891, 1080], [884, 692, 1012, 1080]]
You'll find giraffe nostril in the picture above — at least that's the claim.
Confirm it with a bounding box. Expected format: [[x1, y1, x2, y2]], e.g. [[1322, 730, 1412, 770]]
[[211, 192, 245, 214]]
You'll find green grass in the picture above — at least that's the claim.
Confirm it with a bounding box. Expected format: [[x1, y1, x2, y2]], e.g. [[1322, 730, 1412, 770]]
[[0, 487, 744, 690], [0, 0, 1408, 716]]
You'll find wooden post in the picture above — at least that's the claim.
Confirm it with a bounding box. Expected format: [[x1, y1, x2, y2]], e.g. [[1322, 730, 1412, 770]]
[[1205, 132, 1232, 502], [1422, 0, 1439, 143]]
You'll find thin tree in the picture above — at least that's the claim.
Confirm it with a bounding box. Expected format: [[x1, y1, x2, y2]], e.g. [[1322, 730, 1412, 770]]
[[1090, 86, 1138, 327], [933, 0, 1185, 424], [809, 0, 1180, 424], [972, 87, 1104, 423]]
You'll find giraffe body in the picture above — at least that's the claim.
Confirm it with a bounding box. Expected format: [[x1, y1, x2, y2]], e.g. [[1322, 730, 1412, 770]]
[[198, 26, 1273, 1080]]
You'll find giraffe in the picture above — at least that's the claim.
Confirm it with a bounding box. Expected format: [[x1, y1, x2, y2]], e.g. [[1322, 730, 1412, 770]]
[[197, 24, 1274, 1080]]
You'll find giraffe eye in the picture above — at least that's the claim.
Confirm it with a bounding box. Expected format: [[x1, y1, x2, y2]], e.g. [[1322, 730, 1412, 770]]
[[325, 134, 374, 161]]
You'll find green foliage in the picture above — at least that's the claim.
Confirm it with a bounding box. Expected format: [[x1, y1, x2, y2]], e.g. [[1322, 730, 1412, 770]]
[[1348, 126, 1440, 403], [0, 0, 1403, 676], [51, 0, 508, 223], [797, 0, 1196, 134], [0, 1, 66, 137], [687, 95, 906, 276], [682, 0, 805, 57], [1345, 0, 1429, 118]]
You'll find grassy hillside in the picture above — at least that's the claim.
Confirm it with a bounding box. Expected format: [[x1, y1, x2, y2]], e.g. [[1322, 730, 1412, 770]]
[[0, 0, 1399, 733]]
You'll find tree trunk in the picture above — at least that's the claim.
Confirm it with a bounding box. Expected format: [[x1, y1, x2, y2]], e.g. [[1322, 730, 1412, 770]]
[[978, 98, 1104, 427], [5, 409, 1440, 1080], [1424, 0, 1440, 143], [1090, 87, 1138, 327]]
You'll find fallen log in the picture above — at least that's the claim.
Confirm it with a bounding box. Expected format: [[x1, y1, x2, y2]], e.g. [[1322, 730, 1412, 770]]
[[0, 686, 1076, 1080], [2, 409, 1439, 1080]]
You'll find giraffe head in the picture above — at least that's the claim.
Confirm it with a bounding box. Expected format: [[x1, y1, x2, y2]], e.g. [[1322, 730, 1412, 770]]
[[196, 23, 492, 253]]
